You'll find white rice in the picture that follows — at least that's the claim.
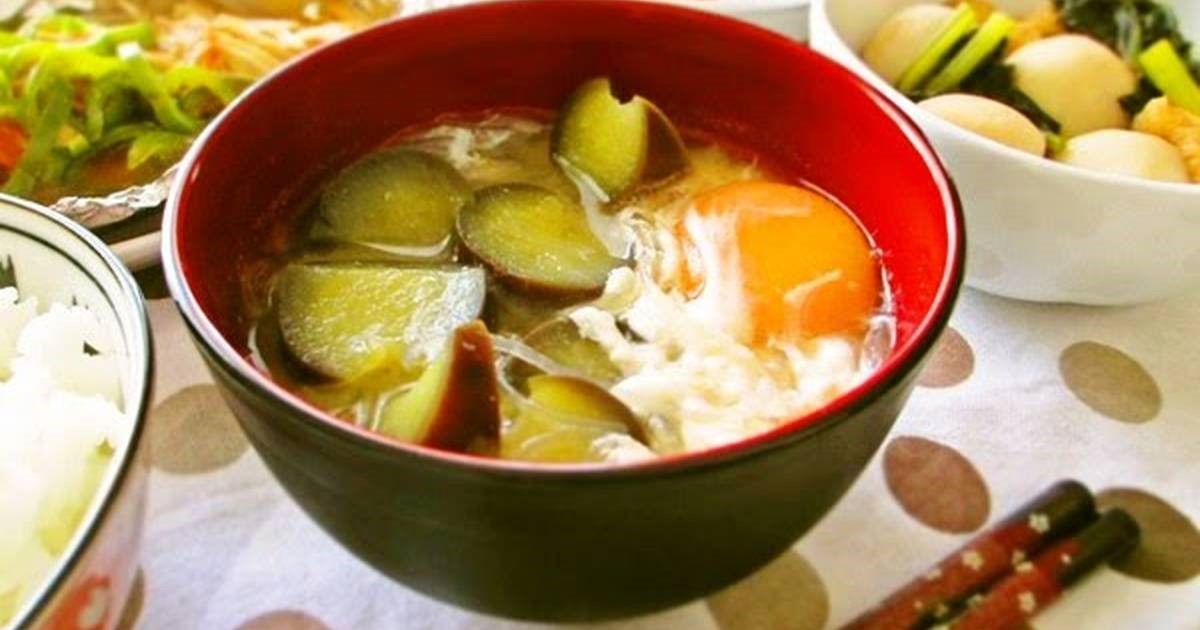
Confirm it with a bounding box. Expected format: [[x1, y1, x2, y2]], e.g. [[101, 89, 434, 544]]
[[0, 287, 127, 626]]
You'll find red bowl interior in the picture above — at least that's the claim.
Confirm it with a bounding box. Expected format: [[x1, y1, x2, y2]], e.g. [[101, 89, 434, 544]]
[[165, 0, 962, 471]]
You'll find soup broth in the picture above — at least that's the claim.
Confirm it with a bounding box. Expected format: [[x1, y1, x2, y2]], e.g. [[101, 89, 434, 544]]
[[247, 79, 893, 465]]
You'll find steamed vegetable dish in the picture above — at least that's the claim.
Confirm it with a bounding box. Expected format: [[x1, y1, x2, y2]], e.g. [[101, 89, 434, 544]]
[[863, 0, 1200, 183], [247, 78, 894, 465]]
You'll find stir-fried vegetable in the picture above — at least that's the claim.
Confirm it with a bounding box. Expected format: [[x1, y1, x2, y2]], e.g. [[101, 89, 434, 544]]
[[129, 0, 396, 79], [0, 13, 247, 201]]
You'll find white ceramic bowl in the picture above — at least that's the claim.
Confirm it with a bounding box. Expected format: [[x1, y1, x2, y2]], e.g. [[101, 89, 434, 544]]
[[1, 195, 152, 630], [653, 0, 810, 39], [811, 0, 1200, 305], [406, 0, 810, 40]]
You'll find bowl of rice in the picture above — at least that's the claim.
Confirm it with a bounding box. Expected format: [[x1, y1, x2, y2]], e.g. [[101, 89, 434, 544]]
[[0, 195, 152, 630]]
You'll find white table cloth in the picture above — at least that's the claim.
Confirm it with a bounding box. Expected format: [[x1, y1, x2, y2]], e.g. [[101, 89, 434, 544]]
[[120, 281, 1200, 630]]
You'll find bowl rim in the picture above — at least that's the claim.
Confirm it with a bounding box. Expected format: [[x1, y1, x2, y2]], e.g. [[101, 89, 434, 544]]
[[162, 0, 965, 480], [411, 0, 812, 16], [811, 0, 1200, 196], [2, 193, 154, 628], [646, 0, 810, 14]]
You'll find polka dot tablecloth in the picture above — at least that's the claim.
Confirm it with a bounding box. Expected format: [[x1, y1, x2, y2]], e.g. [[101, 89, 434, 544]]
[[123, 268, 1200, 630]]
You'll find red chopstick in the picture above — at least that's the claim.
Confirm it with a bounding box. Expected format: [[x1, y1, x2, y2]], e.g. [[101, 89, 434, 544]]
[[843, 480, 1097, 630], [945, 509, 1140, 629]]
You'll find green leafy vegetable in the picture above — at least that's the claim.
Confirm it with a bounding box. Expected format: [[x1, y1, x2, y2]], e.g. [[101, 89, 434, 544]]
[[0, 32, 23, 48], [87, 22, 155, 55], [1055, 0, 1199, 114], [19, 14, 93, 41], [0, 13, 246, 201], [165, 66, 244, 106], [897, 4, 980, 92], [1138, 38, 1200, 115], [92, 124, 162, 153], [925, 12, 1017, 95], [959, 47, 1063, 133], [127, 130, 192, 170], [59, 125, 90, 157], [124, 53, 203, 133], [1122, 77, 1162, 115], [1055, 0, 1190, 62], [1045, 131, 1067, 156], [3, 76, 72, 195]]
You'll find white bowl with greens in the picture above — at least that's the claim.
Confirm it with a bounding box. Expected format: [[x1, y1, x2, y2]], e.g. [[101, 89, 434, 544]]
[[811, 0, 1200, 304]]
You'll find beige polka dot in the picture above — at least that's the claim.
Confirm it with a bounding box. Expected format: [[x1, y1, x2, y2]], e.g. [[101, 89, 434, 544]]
[[706, 552, 829, 630], [148, 299, 218, 403], [115, 569, 144, 630], [918, 327, 975, 388], [884, 436, 990, 534], [1097, 488, 1200, 583], [236, 610, 330, 630], [1060, 342, 1161, 423], [149, 385, 248, 474]]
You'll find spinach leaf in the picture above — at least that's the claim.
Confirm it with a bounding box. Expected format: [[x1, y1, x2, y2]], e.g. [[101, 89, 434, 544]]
[[958, 46, 1063, 133], [1055, 0, 1199, 114], [1054, 0, 1190, 62], [1122, 76, 1161, 115]]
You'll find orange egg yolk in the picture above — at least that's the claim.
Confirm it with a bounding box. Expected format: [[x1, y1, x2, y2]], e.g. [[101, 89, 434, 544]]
[[677, 181, 881, 344]]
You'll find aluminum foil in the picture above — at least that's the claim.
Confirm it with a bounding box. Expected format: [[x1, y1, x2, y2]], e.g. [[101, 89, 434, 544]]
[[49, 164, 176, 228], [15, 0, 172, 229], [26, 0, 405, 229]]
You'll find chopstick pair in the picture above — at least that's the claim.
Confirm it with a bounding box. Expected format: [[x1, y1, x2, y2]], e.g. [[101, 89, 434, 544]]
[[843, 480, 1140, 630]]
